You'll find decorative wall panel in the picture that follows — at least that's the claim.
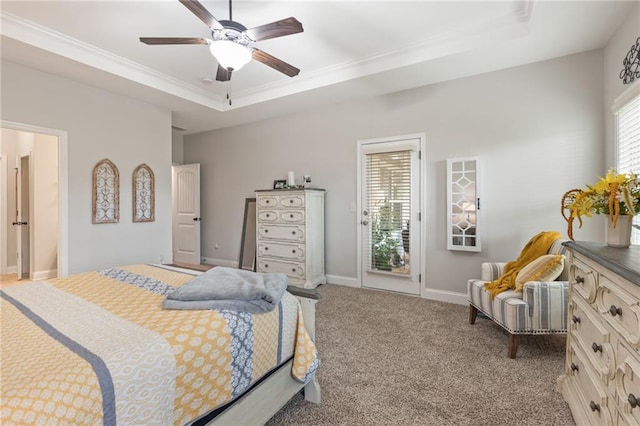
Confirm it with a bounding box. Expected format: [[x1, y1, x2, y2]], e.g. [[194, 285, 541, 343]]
[[92, 159, 119, 224], [133, 163, 155, 222]]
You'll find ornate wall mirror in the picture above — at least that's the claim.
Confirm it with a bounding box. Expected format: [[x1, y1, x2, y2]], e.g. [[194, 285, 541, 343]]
[[447, 157, 481, 252], [238, 198, 256, 271], [92, 158, 120, 224], [132, 163, 155, 222]]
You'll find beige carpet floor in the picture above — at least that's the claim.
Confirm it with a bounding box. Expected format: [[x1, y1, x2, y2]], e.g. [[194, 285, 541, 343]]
[[266, 284, 575, 426]]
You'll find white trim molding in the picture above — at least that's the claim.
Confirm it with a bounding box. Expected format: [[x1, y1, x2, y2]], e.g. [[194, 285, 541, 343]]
[[423, 289, 468, 306], [325, 274, 358, 288], [202, 257, 238, 268], [32, 269, 57, 281]]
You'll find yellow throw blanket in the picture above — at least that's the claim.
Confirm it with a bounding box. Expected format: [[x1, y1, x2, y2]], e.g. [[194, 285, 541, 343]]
[[484, 231, 561, 299]]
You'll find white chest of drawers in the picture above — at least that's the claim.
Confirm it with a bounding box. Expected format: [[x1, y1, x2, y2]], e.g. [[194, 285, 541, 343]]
[[255, 189, 326, 289], [558, 242, 640, 426]]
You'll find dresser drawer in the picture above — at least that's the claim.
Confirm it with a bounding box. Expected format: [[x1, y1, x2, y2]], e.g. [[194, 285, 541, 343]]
[[258, 224, 305, 242], [279, 194, 304, 208], [280, 210, 304, 223], [597, 276, 640, 348], [258, 259, 305, 280], [257, 196, 279, 208], [258, 242, 304, 260], [615, 344, 640, 425], [258, 210, 279, 222], [570, 296, 616, 381], [571, 257, 598, 304], [567, 342, 615, 425]]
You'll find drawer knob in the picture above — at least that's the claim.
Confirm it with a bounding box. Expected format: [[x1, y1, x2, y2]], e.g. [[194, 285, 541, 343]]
[[266, 200, 270, 203], [265, 247, 269, 250], [589, 401, 600, 412], [292, 268, 296, 272], [609, 305, 623, 317], [575, 275, 585, 284], [264, 264, 269, 268], [572, 315, 581, 324], [570, 362, 579, 372], [266, 214, 270, 218], [265, 229, 269, 233], [292, 250, 296, 253], [290, 214, 294, 218], [629, 393, 639, 409], [591, 342, 603, 353], [290, 200, 294, 203], [292, 231, 296, 235]]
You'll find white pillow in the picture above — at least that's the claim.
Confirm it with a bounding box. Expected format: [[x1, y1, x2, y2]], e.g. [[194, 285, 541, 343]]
[[515, 254, 564, 291]]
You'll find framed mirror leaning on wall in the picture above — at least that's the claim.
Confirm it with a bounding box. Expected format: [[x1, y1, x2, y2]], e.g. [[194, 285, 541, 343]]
[[238, 198, 257, 271]]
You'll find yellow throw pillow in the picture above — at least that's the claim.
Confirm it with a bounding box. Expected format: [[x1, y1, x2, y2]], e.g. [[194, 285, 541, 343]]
[[514, 254, 564, 291]]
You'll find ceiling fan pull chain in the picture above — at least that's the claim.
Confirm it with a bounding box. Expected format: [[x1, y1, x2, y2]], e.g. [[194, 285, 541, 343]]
[[227, 81, 232, 106], [229, 0, 232, 21]]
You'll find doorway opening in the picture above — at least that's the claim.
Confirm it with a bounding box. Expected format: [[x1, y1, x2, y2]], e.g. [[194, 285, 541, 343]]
[[0, 121, 68, 280]]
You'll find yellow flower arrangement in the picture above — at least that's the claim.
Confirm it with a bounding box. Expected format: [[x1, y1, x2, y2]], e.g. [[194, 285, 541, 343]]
[[561, 169, 640, 240]]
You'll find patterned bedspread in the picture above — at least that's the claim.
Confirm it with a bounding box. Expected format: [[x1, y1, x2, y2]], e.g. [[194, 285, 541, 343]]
[[0, 264, 319, 425]]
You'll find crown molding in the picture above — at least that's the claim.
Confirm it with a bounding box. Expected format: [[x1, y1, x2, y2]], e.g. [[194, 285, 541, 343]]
[[1, 1, 534, 111]]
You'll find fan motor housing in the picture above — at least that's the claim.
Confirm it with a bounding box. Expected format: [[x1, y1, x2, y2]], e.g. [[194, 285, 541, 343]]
[[215, 20, 252, 45]]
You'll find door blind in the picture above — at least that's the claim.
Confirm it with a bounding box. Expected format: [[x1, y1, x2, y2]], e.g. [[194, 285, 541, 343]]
[[615, 92, 640, 244], [365, 150, 411, 273]]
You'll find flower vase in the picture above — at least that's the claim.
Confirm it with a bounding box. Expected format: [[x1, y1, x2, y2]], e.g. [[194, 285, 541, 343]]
[[605, 214, 633, 248]]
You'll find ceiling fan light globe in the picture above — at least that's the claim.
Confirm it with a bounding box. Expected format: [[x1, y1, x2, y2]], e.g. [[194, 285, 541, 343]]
[[209, 40, 251, 71]]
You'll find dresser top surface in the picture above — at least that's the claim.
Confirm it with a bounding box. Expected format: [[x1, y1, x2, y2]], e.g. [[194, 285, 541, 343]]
[[563, 241, 640, 286], [256, 188, 325, 193]]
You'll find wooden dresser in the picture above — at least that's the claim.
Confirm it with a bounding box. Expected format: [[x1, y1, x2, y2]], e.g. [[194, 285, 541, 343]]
[[558, 241, 640, 425], [255, 188, 326, 289]]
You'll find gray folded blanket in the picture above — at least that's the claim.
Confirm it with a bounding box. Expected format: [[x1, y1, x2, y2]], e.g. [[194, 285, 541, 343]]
[[163, 267, 288, 314]]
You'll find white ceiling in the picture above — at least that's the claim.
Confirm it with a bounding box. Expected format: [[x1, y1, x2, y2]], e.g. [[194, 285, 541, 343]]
[[0, 1, 635, 134]]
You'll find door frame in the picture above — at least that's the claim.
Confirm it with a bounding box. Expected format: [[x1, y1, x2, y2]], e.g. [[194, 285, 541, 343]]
[[356, 133, 427, 297], [16, 153, 31, 279], [1, 120, 69, 277], [0, 154, 6, 274]]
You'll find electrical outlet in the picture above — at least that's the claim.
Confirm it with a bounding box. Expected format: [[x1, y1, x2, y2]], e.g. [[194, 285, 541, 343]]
[[201, 258, 207, 264]]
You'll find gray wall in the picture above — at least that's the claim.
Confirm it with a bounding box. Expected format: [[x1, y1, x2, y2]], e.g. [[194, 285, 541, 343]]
[[1, 61, 173, 275], [184, 50, 605, 296]]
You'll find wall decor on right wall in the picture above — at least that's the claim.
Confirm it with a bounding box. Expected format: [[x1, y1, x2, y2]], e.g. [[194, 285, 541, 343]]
[[620, 36, 639, 84], [92, 158, 120, 224], [132, 163, 155, 222]]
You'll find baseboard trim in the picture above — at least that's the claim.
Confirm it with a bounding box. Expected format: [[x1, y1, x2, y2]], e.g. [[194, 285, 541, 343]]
[[423, 288, 467, 305], [32, 269, 57, 281], [7, 266, 16, 274], [202, 257, 238, 268], [325, 274, 359, 288]]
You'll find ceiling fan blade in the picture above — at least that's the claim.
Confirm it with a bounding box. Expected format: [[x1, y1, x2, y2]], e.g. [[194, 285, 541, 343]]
[[251, 49, 300, 77], [140, 37, 212, 45], [216, 65, 232, 82], [244, 17, 303, 42], [179, 0, 223, 30]]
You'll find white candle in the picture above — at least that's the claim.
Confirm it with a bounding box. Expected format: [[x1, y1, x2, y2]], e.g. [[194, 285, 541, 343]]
[[287, 171, 295, 186]]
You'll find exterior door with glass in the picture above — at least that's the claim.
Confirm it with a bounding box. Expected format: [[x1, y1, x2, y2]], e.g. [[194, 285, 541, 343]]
[[358, 135, 422, 295]]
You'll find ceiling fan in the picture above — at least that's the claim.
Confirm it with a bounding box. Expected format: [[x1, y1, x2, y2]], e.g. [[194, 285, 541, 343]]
[[140, 0, 303, 83]]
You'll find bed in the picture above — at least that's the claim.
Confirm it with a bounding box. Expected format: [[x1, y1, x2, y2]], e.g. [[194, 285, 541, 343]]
[[0, 264, 321, 425]]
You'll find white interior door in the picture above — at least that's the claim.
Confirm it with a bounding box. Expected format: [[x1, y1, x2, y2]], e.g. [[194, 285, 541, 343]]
[[172, 164, 201, 264], [16, 154, 30, 279], [358, 136, 423, 295]]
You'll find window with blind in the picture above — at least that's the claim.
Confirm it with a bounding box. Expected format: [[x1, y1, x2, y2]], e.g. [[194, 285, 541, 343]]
[[365, 150, 411, 274], [614, 89, 640, 245]]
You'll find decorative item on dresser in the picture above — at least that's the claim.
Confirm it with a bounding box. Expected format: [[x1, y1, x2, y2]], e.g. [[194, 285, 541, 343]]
[[256, 188, 326, 289], [557, 241, 640, 425]]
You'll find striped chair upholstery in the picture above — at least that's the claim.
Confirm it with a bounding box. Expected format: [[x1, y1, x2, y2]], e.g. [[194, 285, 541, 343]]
[[467, 239, 569, 358]]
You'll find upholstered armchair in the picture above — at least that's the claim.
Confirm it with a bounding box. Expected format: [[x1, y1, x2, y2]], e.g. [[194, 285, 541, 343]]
[[467, 239, 569, 358]]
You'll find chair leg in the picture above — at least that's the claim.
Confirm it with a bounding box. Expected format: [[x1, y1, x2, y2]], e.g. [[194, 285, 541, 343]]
[[508, 333, 520, 359], [469, 305, 478, 324]]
